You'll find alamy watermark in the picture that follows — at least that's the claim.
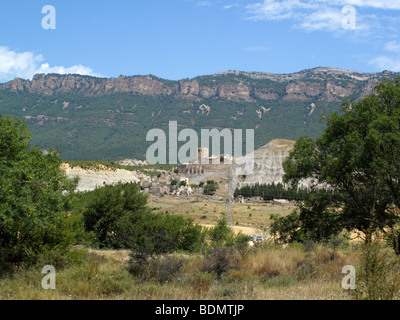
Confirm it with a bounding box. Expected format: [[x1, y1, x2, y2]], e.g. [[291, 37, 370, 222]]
[[342, 265, 356, 290], [41, 265, 56, 290], [42, 5, 56, 30], [146, 121, 255, 175], [342, 5, 356, 30], [40, 4, 356, 31]]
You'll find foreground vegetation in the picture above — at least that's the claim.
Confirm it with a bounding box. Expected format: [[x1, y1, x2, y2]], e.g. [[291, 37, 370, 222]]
[[1, 240, 399, 300], [2, 79, 400, 300]]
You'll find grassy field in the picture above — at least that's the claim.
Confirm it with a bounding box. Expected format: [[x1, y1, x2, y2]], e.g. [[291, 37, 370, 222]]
[[2, 194, 399, 300], [0, 242, 358, 300], [148, 193, 294, 236]]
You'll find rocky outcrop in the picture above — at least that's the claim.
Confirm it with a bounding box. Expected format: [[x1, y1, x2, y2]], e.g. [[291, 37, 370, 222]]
[[61, 163, 144, 192], [171, 139, 301, 189], [215, 67, 377, 82], [234, 139, 295, 187], [0, 74, 176, 96], [117, 158, 148, 166], [216, 82, 255, 102], [178, 79, 200, 97], [2, 67, 397, 103]]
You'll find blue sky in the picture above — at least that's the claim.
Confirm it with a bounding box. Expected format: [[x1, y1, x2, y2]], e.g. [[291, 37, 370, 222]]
[[1, 0, 400, 83]]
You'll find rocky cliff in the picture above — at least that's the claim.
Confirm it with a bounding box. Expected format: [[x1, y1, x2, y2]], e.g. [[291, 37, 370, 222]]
[[1, 67, 399, 161], [176, 139, 298, 189], [238, 139, 295, 187], [61, 163, 144, 192], [1, 67, 397, 103]]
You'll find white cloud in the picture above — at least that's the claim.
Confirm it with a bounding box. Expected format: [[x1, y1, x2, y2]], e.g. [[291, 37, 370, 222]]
[[0, 46, 102, 83], [296, 6, 343, 32], [370, 55, 400, 71], [384, 40, 400, 53], [246, 0, 315, 21], [369, 40, 400, 71], [245, 0, 398, 34], [196, 1, 214, 7], [36, 63, 99, 76], [244, 45, 271, 52], [223, 4, 239, 9], [339, 0, 400, 10]]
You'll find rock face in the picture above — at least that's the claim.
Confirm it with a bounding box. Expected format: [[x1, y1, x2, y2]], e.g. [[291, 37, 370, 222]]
[[2, 67, 399, 161], [1, 67, 398, 103], [172, 139, 298, 189], [62, 139, 305, 194], [234, 139, 295, 187], [62, 163, 143, 192]]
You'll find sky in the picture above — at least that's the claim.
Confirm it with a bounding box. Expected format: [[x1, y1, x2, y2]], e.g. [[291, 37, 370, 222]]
[[0, 0, 400, 83]]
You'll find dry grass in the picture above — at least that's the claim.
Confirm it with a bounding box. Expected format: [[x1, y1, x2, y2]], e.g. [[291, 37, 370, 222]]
[[148, 194, 294, 233], [0, 243, 363, 300]]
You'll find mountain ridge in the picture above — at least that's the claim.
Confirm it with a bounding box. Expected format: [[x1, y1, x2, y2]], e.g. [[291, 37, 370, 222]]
[[1, 67, 397, 102], [0, 67, 398, 161]]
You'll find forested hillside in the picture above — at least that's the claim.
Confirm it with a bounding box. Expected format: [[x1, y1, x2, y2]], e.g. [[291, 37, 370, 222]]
[[0, 67, 397, 160]]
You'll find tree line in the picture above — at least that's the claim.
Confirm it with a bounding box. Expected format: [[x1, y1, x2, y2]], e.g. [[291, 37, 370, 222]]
[[234, 182, 314, 201]]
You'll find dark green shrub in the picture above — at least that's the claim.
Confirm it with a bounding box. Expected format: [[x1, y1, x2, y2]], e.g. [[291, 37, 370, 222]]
[[152, 256, 187, 284], [203, 183, 217, 195], [208, 218, 235, 248], [82, 183, 151, 249], [201, 247, 236, 278], [270, 193, 342, 244]]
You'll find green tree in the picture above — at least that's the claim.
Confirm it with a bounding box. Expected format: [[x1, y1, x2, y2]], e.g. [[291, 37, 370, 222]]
[[283, 80, 400, 242], [208, 218, 235, 247], [81, 182, 206, 260], [128, 212, 205, 269], [82, 183, 151, 249], [203, 181, 218, 195], [0, 115, 79, 266], [270, 192, 343, 243]]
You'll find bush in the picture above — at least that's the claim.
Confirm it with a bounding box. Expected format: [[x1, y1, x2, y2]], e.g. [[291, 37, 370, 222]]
[[35, 247, 87, 270], [128, 255, 186, 284], [270, 212, 302, 244], [208, 218, 235, 248], [201, 247, 236, 278], [266, 275, 297, 288], [351, 241, 400, 300], [95, 269, 131, 296], [213, 283, 242, 298], [203, 183, 217, 195], [386, 228, 400, 255], [128, 213, 206, 271], [82, 183, 151, 249], [233, 234, 251, 258]]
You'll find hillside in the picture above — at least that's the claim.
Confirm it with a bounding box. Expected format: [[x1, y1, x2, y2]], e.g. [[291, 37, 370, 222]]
[[0, 67, 398, 160], [61, 139, 296, 193], [237, 139, 296, 187]]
